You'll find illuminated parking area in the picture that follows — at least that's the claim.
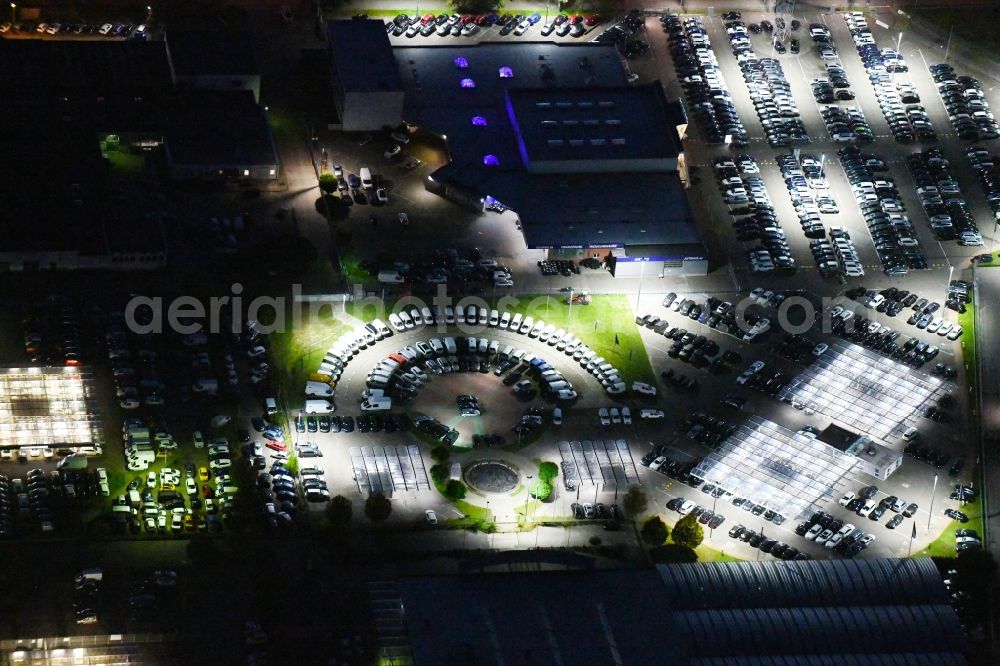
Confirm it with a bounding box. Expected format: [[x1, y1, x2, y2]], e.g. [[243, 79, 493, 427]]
[[777, 344, 947, 440], [0, 367, 100, 448], [692, 417, 858, 520]]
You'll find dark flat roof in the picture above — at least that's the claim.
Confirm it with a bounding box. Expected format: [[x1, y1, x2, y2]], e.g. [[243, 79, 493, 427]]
[[432, 163, 700, 250], [326, 19, 402, 92], [0, 108, 160, 256], [0, 39, 170, 97], [165, 91, 276, 167], [165, 30, 258, 77], [396, 41, 697, 251], [387, 560, 968, 665], [396, 570, 682, 665], [506, 86, 679, 165]]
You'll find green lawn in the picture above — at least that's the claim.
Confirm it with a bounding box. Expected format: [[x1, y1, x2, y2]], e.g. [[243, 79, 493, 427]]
[[490, 294, 655, 384], [915, 495, 983, 559], [269, 307, 350, 402], [694, 543, 743, 562]]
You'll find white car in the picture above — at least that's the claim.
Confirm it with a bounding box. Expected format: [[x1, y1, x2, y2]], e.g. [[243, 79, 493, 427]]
[[839, 491, 856, 507], [632, 381, 657, 396], [640, 409, 665, 419], [805, 524, 823, 540], [677, 500, 695, 515], [552, 408, 563, 425], [425, 509, 438, 525], [398, 212, 410, 225], [748, 361, 765, 374], [598, 408, 610, 426], [812, 343, 829, 357], [649, 456, 668, 471], [610, 408, 621, 424], [621, 407, 632, 425]]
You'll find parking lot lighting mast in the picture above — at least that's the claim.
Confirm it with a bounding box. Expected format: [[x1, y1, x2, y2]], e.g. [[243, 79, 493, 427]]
[[10, 3, 14, 23], [927, 473, 938, 532], [524, 475, 532, 526]]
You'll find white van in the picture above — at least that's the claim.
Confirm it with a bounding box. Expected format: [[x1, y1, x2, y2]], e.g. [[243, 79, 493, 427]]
[[519, 316, 534, 335], [511, 312, 523, 331], [378, 270, 405, 284], [360, 397, 392, 412], [429, 338, 445, 355], [499, 311, 512, 329], [304, 400, 335, 414], [360, 167, 373, 189], [305, 381, 334, 397], [264, 397, 278, 414], [444, 337, 457, 354], [371, 319, 391, 338]]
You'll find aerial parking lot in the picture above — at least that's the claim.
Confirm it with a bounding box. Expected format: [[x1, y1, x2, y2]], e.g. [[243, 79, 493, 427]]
[[0, 6, 997, 651]]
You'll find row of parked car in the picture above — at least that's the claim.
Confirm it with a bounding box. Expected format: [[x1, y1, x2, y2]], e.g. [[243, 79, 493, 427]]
[[386, 11, 592, 39], [810, 60, 857, 104], [821, 105, 872, 143], [811, 227, 864, 278], [663, 14, 749, 146], [0, 21, 147, 38], [717, 155, 796, 272], [929, 63, 999, 141], [662, 290, 772, 344], [775, 152, 841, 253], [839, 146, 927, 274], [905, 148, 983, 245], [828, 305, 948, 368], [965, 146, 1000, 223], [727, 18, 808, 147], [795, 509, 875, 558], [844, 13, 934, 143]]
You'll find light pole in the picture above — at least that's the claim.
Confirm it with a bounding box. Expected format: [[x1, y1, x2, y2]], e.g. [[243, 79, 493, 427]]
[[944, 26, 954, 61], [896, 30, 904, 52], [524, 474, 533, 526], [635, 258, 647, 312], [10, 3, 15, 24], [927, 473, 939, 532]]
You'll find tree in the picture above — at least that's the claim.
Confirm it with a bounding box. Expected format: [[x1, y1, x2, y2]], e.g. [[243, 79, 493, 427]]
[[444, 479, 467, 500], [364, 493, 392, 522], [449, 0, 502, 13], [318, 172, 338, 193], [622, 486, 647, 517], [530, 480, 552, 501], [430, 464, 449, 485], [672, 514, 704, 549], [537, 461, 559, 483], [285, 454, 299, 477], [430, 446, 451, 463], [640, 516, 669, 546], [326, 495, 353, 528]]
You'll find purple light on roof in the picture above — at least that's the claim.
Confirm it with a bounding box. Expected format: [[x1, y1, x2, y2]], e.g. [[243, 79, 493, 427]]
[[483, 154, 500, 166], [460, 78, 476, 89], [454, 56, 469, 69], [471, 115, 488, 126], [499, 66, 514, 78]]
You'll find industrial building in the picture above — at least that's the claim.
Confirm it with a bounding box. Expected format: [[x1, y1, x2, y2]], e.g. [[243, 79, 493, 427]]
[[376, 558, 967, 664], [325, 21, 707, 275]]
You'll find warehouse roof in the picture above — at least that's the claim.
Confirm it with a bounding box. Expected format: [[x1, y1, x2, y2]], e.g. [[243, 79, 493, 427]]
[[0, 39, 170, 97], [165, 30, 258, 77], [164, 90, 277, 167], [326, 19, 402, 92]]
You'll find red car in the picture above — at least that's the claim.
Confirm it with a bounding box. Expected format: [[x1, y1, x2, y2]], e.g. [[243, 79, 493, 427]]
[[584, 14, 600, 26], [420, 13, 435, 25], [474, 14, 489, 26], [265, 439, 287, 453], [202, 485, 215, 498], [389, 352, 407, 365], [460, 14, 474, 24], [569, 14, 583, 25]]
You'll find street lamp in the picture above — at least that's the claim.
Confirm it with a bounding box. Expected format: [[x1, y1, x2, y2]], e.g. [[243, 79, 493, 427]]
[[524, 475, 533, 526], [10, 3, 15, 24]]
